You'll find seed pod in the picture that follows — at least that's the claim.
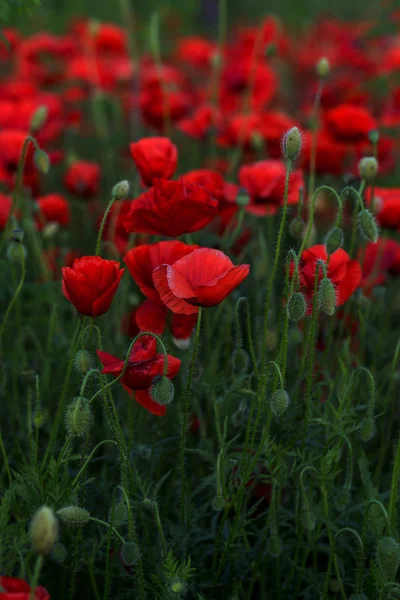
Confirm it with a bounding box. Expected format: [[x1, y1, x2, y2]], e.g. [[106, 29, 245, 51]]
[[57, 506, 90, 527], [65, 396, 93, 437], [270, 389, 290, 417], [334, 489, 351, 511], [30, 106, 48, 133], [112, 180, 130, 200], [289, 216, 305, 239], [318, 278, 337, 316], [121, 541, 140, 566], [34, 148, 50, 174], [232, 347, 250, 374], [359, 417, 376, 442], [30, 506, 58, 555], [287, 292, 307, 322], [316, 57, 330, 78], [282, 126, 302, 160], [74, 350, 94, 376], [358, 156, 378, 180], [150, 375, 175, 405], [268, 534, 282, 557], [324, 227, 344, 255], [357, 209, 379, 243], [109, 502, 128, 527], [377, 537, 400, 583], [212, 495, 225, 511]]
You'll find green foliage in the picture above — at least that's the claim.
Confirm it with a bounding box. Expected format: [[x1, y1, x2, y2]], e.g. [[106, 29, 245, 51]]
[[0, 0, 40, 22]]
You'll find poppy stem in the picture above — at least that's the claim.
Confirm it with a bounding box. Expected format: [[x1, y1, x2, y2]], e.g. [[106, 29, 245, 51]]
[[29, 554, 44, 600], [0, 242, 26, 356], [88, 517, 126, 545], [180, 307, 202, 530], [95, 195, 118, 257], [308, 79, 324, 201]]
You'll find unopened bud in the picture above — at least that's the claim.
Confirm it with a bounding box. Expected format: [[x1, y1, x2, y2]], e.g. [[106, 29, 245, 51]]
[[316, 57, 330, 78], [121, 541, 140, 566], [358, 156, 378, 180], [74, 350, 94, 376], [232, 347, 250, 374], [289, 216, 305, 239], [65, 396, 94, 437], [377, 537, 400, 583], [268, 534, 282, 557], [57, 506, 90, 527], [30, 106, 48, 133], [169, 578, 187, 596], [282, 126, 302, 160], [270, 389, 290, 417], [287, 292, 307, 322], [211, 50, 222, 68], [34, 148, 50, 174], [112, 180, 130, 200], [50, 542, 67, 563], [42, 222, 60, 239], [7, 242, 27, 264], [324, 227, 344, 255], [318, 278, 337, 316], [357, 209, 379, 243], [236, 193, 250, 208], [334, 489, 351, 511], [109, 502, 128, 527], [212, 495, 225, 511], [360, 417, 376, 442], [150, 375, 174, 405], [368, 129, 380, 145], [30, 506, 58, 555]]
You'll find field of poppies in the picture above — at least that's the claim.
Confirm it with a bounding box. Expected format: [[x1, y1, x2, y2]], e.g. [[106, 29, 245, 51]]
[[2, 1, 400, 599]]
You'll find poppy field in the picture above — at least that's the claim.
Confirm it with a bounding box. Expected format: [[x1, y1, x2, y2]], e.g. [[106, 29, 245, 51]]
[[2, 1, 400, 599]]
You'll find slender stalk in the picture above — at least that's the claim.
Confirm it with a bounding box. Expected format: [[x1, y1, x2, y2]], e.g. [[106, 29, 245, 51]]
[[388, 435, 400, 535], [0, 243, 26, 354], [89, 517, 125, 545], [154, 502, 167, 558], [29, 554, 44, 600], [308, 80, 324, 200]]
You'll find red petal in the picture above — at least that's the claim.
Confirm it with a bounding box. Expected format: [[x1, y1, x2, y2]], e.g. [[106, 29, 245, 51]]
[[134, 389, 167, 416], [153, 265, 199, 315], [135, 299, 167, 334]]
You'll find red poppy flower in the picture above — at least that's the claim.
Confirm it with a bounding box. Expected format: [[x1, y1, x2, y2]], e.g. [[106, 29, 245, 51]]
[[360, 239, 400, 295], [217, 113, 263, 149], [129, 137, 178, 187], [0, 194, 12, 229], [152, 248, 250, 315], [178, 105, 219, 140], [324, 104, 377, 144], [62, 256, 124, 317], [64, 160, 101, 198], [123, 178, 218, 237], [175, 36, 216, 70], [294, 245, 361, 311], [239, 160, 304, 216], [366, 187, 400, 230], [35, 194, 70, 230], [97, 336, 181, 416], [0, 576, 49, 600], [0, 129, 31, 171], [301, 131, 349, 176]]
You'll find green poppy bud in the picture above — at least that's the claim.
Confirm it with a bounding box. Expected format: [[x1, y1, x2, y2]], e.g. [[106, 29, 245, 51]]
[[358, 156, 378, 180], [289, 216, 305, 239], [232, 347, 250, 374], [57, 506, 90, 527], [318, 278, 337, 316], [50, 542, 67, 564], [377, 537, 400, 583], [112, 180, 130, 200], [65, 396, 93, 437], [34, 148, 50, 174], [150, 375, 175, 405], [74, 350, 94, 376], [316, 57, 330, 78], [302, 511, 316, 533], [359, 417, 376, 442], [268, 534, 282, 557], [30, 106, 48, 133], [212, 495, 225, 511], [282, 126, 302, 160], [287, 292, 307, 322], [324, 227, 344, 255], [334, 489, 351, 511], [109, 502, 128, 527], [121, 541, 140, 566], [357, 209, 379, 243], [270, 389, 290, 417], [30, 506, 58, 555]]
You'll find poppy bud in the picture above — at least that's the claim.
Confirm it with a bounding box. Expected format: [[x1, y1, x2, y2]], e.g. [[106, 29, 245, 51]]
[[236, 193, 250, 208], [334, 489, 351, 511], [251, 131, 263, 150], [212, 495, 225, 511], [324, 227, 344, 255], [112, 180, 130, 200], [270, 389, 290, 417], [11, 228, 24, 243], [34, 148, 50, 174], [50, 542, 67, 564], [30, 106, 48, 133], [65, 396, 94, 437], [42, 222, 60, 240], [7, 242, 27, 264], [289, 216, 305, 239], [282, 126, 302, 160], [169, 578, 187, 596], [57, 506, 90, 527], [232, 347, 250, 374], [150, 375, 175, 405], [268, 534, 282, 557], [377, 537, 400, 583], [287, 292, 307, 322], [359, 417, 376, 442], [358, 156, 378, 181], [357, 209, 379, 243], [318, 278, 337, 316], [30, 506, 58, 555], [109, 502, 127, 527], [368, 129, 380, 145], [316, 57, 330, 78], [301, 511, 316, 532], [121, 541, 140, 566], [74, 350, 94, 376]]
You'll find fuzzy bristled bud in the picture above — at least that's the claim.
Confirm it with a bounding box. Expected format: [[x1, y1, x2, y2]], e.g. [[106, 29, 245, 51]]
[[121, 541, 140, 566], [377, 537, 400, 583], [65, 396, 94, 437], [33, 148, 50, 174], [74, 350, 94, 376], [318, 278, 337, 316], [324, 227, 344, 255], [287, 292, 307, 322], [268, 534, 283, 558], [112, 180, 130, 200], [359, 417, 376, 442], [212, 495, 225, 511], [30, 506, 58, 555], [334, 489, 351, 512], [109, 502, 128, 527], [30, 106, 48, 133], [282, 126, 302, 160], [358, 156, 378, 181], [316, 57, 330, 78], [289, 216, 305, 239], [169, 578, 188, 597], [57, 506, 90, 527], [270, 389, 290, 417], [7, 242, 27, 264], [357, 209, 379, 243], [150, 375, 175, 405], [232, 347, 250, 374]]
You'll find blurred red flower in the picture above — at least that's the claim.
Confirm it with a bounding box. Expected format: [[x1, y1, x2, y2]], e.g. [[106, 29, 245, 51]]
[[35, 194, 70, 230], [129, 137, 178, 187], [64, 160, 101, 198], [0, 576, 49, 600]]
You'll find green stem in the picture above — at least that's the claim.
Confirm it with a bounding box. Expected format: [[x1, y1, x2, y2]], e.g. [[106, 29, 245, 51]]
[[95, 195, 117, 257], [154, 502, 167, 558], [0, 243, 26, 354], [388, 435, 400, 535], [308, 80, 324, 200], [29, 554, 44, 600], [89, 517, 125, 545]]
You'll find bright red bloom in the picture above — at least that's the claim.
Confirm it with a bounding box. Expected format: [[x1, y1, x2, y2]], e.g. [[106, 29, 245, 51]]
[[64, 161, 101, 198], [62, 256, 124, 317], [175, 36, 216, 69], [0, 194, 12, 229], [366, 187, 400, 230], [35, 194, 70, 230], [324, 104, 377, 144], [97, 336, 181, 416], [360, 239, 400, 295], [123, 178, 218, 237], [239, 160, 304, 216], [152, 248, 250, 315], [295, 245, 361, 311], [178, 105, 219, 140], [301, 131, 349, 176], [135, 299, 197, 342], [0, 576, 49, 600], [129, 137, 178, 187], [0, 129, 31, 171]]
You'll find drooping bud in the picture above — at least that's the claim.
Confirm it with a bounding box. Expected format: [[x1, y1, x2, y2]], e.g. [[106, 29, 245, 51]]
[[50, 542, 67, 564], [112, 180, 130, 200], [357, 209, 379, 243], [34, 148, 50, 174], [74, 350, 94, 376], [30, 106, 48, 133], [368, 129, 380, 146], [287, 292, 307, 322], [324, 227, 344, 255], [270, 389, 290, 417], [57, 506, 90, 527], [212, 495, 225, 511], [289, 216, 305, 239], [65, 396, 93, 437], [268, 534, 282, 557], [30, 506, 58, 555], [282, 127, 302, 160], [316, 57, 330, 78], [121, 541, 140, 566], [360, 417, 376, 442], [6, 242, 27, 264], [377, 537, 400, 583], [358, 156, 378, 181], [318, 278, 337, 316], [109, 502, 128, 527], [334, 489, 351, 512], [232, 347, 250, 374], [150, 375, 175, 405]]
